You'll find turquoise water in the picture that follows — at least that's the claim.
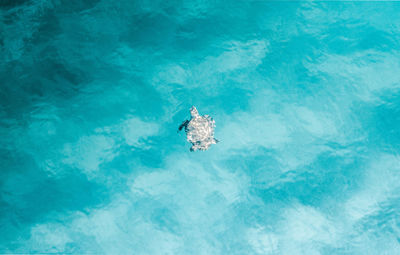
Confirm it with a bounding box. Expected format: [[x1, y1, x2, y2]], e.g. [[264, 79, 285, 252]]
[[2, 1, 400, 254]]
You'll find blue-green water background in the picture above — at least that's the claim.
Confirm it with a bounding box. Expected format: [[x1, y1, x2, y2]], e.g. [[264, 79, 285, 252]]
[[2, 1, 400, 254]]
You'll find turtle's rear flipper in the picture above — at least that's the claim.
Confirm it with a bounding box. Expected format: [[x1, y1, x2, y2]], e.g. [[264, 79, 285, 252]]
[[178, 120, 189, 132], [214, 138, 219, 144], [190, 142, 203, 152]]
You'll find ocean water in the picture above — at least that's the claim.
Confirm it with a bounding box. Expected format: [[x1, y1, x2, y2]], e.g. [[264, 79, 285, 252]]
[[1, 0, 400, 254]]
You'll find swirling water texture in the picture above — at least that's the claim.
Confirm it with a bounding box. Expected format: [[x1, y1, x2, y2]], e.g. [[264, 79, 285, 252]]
[[1, 1, 400, 254]]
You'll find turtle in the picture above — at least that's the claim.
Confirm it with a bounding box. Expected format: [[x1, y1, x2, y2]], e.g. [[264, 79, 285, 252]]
[[178, 106, 219, 151]]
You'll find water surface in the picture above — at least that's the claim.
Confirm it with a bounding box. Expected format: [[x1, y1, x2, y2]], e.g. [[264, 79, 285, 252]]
[[1, 1, 400, 254]]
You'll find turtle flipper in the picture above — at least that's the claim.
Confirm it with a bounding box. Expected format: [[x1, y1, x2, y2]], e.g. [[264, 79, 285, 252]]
[[178, 120, 189, 132], [190, 141, 203, 151], [213, 138, 219, 144]]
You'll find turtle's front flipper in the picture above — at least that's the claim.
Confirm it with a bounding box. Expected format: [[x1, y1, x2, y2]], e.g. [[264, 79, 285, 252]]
[[178, 120, 189, 132], [214, 138, 219, 143]]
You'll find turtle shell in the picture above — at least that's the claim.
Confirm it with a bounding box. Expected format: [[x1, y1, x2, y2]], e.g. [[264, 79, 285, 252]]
[[186, 115, 215, 145]]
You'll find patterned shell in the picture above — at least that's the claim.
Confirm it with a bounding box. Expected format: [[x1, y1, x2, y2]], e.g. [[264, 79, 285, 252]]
[[187, 115, 215, 142], [184, 107, 217, 151]]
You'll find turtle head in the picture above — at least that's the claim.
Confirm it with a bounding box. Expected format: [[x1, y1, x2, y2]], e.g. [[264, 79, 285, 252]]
[[190, 106, 199, 117]]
